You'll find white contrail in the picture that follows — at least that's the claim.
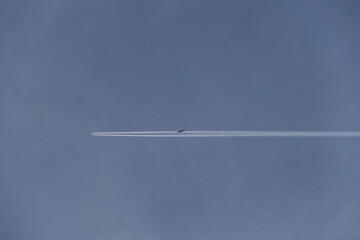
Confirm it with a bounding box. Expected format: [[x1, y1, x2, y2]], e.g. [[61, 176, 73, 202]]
[[91, 131, 360, 137], [92, 131, 177, 134]]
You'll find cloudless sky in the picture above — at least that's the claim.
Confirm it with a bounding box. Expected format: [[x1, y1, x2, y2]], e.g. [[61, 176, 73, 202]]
[[1, 1, 360, 239]]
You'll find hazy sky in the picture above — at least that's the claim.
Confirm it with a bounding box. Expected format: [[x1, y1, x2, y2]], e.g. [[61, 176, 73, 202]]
[[1, 1, 360, 239]]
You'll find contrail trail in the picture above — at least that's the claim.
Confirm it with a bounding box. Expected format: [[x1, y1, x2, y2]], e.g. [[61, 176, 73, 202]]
[[91, 131, 360, 137]]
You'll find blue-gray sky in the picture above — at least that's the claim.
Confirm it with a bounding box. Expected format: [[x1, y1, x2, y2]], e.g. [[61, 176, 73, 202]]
[[1, 1, 360, 239]]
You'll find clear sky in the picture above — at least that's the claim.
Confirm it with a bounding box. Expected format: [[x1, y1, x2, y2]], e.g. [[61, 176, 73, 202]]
[[1, 1, 360, 239]]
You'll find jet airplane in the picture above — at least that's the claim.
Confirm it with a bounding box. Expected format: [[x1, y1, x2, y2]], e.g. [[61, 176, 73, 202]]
[[177, 129, 186, 133]]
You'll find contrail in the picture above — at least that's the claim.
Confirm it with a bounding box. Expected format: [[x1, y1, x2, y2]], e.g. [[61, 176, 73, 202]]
[[91, 131, 360, 137]]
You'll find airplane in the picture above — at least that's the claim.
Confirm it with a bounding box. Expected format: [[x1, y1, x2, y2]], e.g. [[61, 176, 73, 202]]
[[177, 129, 186, 133]]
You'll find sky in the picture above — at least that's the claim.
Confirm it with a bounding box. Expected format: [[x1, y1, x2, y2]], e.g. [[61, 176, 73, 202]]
[[1, 0, 360, 239]]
